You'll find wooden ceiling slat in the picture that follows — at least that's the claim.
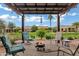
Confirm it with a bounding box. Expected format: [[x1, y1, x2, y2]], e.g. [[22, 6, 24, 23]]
[[5, 3, 77, 14], [23, 11, 59, 14]]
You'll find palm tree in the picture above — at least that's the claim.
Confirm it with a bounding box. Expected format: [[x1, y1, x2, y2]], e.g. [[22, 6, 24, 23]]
[[72, 22, 79, 32], [48, 14, 52, 28], [48, 14, 54, 32], [0, 19, 6, 33]]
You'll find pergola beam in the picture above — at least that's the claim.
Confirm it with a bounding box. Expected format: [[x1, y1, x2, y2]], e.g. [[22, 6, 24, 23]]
[[22, 10, 60, 14], [57, 14, 60, 32], [15, 5, 68, 8], [22, 14, 25, 43]]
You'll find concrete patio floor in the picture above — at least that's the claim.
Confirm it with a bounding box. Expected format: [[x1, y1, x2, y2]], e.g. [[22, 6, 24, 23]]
[[0, 40, 79, 56]]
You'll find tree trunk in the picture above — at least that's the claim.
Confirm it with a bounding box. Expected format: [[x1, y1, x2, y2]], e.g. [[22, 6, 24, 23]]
[[76, 26, 78, 32], [41, 37, 42, 40]]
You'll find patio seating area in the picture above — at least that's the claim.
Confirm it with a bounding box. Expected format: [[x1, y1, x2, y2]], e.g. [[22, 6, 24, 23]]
[[0, 40, 79, 56], [0, 3, 79, 56]]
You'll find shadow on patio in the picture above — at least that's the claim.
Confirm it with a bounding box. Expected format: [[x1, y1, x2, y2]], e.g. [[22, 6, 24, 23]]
[[0, 40, 79, 56]]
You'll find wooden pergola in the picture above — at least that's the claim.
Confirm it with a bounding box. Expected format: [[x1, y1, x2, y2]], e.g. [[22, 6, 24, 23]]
[[5, 3, 77, 43]]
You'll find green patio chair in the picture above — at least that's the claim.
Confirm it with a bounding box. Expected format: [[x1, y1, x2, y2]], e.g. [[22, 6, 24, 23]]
[[23, 32, 32, 44], [0, 35, 25, 56]]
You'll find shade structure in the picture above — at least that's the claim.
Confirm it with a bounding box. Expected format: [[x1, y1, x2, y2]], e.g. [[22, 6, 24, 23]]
[[5, 3, 77, 14], [4, 3, 77, 43]]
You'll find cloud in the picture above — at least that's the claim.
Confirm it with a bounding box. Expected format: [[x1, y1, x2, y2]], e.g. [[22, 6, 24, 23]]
[[67, 12, 77, 16], [0, 14, 9, 19], [0, 5, 12, 11], [53, 16, 64, 23], [22, 16, 48, 22], [61, 12, 77, 17], [36, 24, 48, 26], [25, 16, 41, 22], [61, 13, 67, 17], [0, 14, 17, 19], [0, 14, 17, 22]]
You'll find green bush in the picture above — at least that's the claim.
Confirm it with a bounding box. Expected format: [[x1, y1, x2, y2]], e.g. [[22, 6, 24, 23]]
[[61, 36, 64, 40], [68, 37, 74, 40], [31, 25, 38, 32], [45, 34, 51, 40], [29, 32, 35, 39], [45, 33, 54, 40], [36, 29, 45, 39]]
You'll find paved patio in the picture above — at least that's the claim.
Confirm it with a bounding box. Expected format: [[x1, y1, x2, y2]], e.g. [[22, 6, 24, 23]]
[[0, 40, 79, 56]]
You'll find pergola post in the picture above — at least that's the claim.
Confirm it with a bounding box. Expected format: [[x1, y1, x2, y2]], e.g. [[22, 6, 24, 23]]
[[57, 14, 60, 32], [22, 14, 25, 43]]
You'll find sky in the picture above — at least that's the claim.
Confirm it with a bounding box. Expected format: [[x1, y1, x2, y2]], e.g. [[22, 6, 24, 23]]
[[0, 3, 79, 27]]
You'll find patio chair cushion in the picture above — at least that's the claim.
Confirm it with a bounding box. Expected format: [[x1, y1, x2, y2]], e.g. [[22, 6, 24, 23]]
[[1, 35, 12, 49], [10, 44, 25, 53], [23, 32, 29, 40], [0, 36, 25, 55], [4, 34, 12, 48]]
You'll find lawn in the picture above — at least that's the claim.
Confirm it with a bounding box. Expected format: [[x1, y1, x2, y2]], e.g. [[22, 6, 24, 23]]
[[62, 32, 79, 39], [7, 31, 79, 43]]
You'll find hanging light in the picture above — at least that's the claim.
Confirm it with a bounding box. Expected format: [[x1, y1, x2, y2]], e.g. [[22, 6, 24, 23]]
[[40, 16, 42, 25]]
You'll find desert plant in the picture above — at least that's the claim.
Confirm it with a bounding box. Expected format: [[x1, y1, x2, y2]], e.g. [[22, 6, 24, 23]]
[[61, 36, 64, 40], [31, 25, 38, 32], [30, 35, 35, 39], [45, 34, 51, 40], [36, 29, 45, 40], [68, 37, 74, 40], [8, 22, 16, 32], [45, 33, 54, 40]]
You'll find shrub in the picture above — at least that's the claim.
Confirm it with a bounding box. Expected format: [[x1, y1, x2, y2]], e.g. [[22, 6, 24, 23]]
[[68, 37, 74, 40], [45, 34, 51, 40], [61, 36, 64, 40], [45, 33, 54, 40], [30, 35, 35, 39], [31, 25, 38, 32], [29, 32, 35, 39]]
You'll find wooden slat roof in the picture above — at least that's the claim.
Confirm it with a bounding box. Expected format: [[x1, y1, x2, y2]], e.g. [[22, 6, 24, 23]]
[[5, 3, 77, 14]]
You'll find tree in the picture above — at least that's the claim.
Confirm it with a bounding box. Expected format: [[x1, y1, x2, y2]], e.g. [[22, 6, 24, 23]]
[[48, 14, 54, 32], [36, 29, 45, 40], [48, 14, 52, 28], [31, 25, 38, 32], [8, 22, 16, 32], [72, 22, 79, 32], [53, 27, 57, 32], [0, 19, 6, 33], [48, 27, 52, 31]]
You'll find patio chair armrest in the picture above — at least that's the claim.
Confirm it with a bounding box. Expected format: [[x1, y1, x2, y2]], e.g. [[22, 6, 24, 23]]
[[59, 46, 74, 55], [12, 43, 24, 48]]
